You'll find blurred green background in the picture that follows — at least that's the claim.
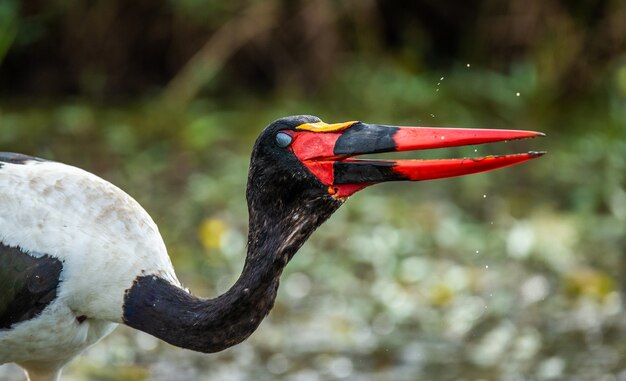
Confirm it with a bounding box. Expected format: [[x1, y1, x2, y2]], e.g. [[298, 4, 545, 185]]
[[0, 0, 625, 380]]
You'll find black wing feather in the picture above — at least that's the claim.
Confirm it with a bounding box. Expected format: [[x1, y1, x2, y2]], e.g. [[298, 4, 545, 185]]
[[0, 152, 46, 166], [0, 243, 63, 329]]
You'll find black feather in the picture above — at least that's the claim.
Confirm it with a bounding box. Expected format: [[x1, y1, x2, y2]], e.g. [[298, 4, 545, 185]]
[[0, 152, 46, 166], [0, 243, 63, 330]]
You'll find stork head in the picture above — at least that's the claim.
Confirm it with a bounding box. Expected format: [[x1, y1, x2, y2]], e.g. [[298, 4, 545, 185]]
[[247, 115, 543, 252], [246, 115, 544, 249], [249, 114, 543, 199]]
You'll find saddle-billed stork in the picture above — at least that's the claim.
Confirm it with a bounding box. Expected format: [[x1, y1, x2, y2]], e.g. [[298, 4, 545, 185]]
[[0, 116, 544, 381]]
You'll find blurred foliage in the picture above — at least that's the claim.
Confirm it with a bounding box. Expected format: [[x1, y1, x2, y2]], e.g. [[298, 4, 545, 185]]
[[1, 0, 626, 380]]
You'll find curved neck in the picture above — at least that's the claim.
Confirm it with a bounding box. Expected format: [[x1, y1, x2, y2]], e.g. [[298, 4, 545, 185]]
[[123, 194, 341, 353], [122, 256, 279, 353]]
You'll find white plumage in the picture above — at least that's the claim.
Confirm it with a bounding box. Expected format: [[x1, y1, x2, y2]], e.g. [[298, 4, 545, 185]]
[[0, 159, 180, 380]]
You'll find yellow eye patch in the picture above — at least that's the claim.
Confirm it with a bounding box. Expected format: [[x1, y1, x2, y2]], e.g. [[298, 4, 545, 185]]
[[295, 121, 358, 132]]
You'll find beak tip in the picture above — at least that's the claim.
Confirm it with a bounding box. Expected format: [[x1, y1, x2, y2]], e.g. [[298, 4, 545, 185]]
[[528, 150, 547, 158]]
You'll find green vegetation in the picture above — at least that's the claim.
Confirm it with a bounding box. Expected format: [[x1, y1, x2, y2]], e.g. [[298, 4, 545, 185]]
[[1, 0, 625, 380]]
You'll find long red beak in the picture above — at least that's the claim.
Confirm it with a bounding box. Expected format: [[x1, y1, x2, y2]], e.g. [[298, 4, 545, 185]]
[[288, 122, 545, 198]]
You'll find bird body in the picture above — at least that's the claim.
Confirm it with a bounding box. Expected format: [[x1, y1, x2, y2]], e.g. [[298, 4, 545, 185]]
[[0, 155, 180, 379], [0, 116, 544, 381]]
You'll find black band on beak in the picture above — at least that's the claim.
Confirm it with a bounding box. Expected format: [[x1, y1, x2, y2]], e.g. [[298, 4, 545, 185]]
[[334, 161, 406, 184], [334, 123, 399, 156]]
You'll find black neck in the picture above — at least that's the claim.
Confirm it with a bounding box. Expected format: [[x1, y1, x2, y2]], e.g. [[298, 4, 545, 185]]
[[123, 192, 341, 353]]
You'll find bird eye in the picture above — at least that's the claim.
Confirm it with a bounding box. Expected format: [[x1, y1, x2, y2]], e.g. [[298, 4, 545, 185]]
[[275, 132, 293, 148]]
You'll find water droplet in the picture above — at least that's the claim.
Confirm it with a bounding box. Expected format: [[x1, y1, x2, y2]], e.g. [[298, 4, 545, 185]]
[[483, 194, 487, 198], [436, 89, 439, 92], [440, 76, 445, 80], [475, 250, 480, 254], [485, 265, 489, 269], [474, 148, 478, 153], [430, 114, 436, 118], [516, 92, 521, 97], [466, 63, 471, 67], [441, 136, 445, 139]]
